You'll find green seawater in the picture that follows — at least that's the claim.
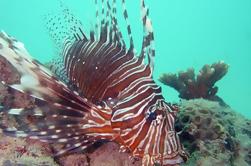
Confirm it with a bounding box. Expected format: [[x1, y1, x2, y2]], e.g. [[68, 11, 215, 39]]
[[0, 0, 250, 119]]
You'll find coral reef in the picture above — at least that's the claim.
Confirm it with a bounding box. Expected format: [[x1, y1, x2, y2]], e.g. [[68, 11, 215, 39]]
[[159, 62, 229, 104], [176, 99, 251, 166]]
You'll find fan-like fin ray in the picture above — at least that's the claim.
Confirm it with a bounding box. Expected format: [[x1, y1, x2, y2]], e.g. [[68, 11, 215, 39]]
[[0, 31, 114, 155]]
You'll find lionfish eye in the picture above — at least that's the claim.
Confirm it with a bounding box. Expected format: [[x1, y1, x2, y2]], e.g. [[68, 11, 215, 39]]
[[147, 111, 157, 121]]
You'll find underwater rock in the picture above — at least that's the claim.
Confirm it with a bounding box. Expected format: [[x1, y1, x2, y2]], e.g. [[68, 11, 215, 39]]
[[159, 62, 228, 105], [177, 99, 251, 166], [88, 142, 142, 166], [0, 132, 57, 166], [57, 142, 142, 166], [58, 154, 89, 166]]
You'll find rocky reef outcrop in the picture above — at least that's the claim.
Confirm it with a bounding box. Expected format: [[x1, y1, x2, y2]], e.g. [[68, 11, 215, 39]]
[[176, 99, 251, 166]]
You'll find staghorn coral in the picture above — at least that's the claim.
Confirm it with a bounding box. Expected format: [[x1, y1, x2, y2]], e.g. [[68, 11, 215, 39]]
[[176, 99, 251, 166], [159, 62, 229, 104]]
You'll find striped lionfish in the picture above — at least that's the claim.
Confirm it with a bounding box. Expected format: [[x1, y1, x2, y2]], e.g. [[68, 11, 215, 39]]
[[0, 0, 187, 165]]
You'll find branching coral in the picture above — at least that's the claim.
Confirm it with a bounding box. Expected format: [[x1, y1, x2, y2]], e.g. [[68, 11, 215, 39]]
[[159, 61, 229, 102]]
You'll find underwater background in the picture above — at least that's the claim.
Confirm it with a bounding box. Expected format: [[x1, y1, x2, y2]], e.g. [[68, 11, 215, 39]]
[[0, 0, 250, 119]]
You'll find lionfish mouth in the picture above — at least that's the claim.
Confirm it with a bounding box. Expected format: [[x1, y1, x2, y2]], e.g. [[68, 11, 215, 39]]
[[163, 157, 184, 165], [142, 149, 188, 165], [162, 151, 188, 165]]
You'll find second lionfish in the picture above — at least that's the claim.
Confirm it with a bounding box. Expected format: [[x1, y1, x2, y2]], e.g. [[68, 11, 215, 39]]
[[0, 0, 188, 165]]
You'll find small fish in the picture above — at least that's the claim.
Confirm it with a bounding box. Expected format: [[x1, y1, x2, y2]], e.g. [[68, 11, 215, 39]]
[[0, 0, 188, 165]]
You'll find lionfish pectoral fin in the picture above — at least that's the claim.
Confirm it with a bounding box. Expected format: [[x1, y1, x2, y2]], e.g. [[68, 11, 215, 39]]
[[0, 31, 103, 155], [52, 135, 97, 156]]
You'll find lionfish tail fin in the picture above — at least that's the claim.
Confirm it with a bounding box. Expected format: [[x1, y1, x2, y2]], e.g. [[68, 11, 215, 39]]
[[0, 31, 107, 155]]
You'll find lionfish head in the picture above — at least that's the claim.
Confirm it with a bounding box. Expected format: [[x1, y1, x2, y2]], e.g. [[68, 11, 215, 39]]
[[139, 103, 188, 165]]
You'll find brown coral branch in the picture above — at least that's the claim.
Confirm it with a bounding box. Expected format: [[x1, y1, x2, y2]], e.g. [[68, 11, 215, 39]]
[[159, 61, 229, 101]]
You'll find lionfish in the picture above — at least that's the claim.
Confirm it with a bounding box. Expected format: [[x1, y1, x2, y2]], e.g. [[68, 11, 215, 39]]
[[0, 0, 187, 165]]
